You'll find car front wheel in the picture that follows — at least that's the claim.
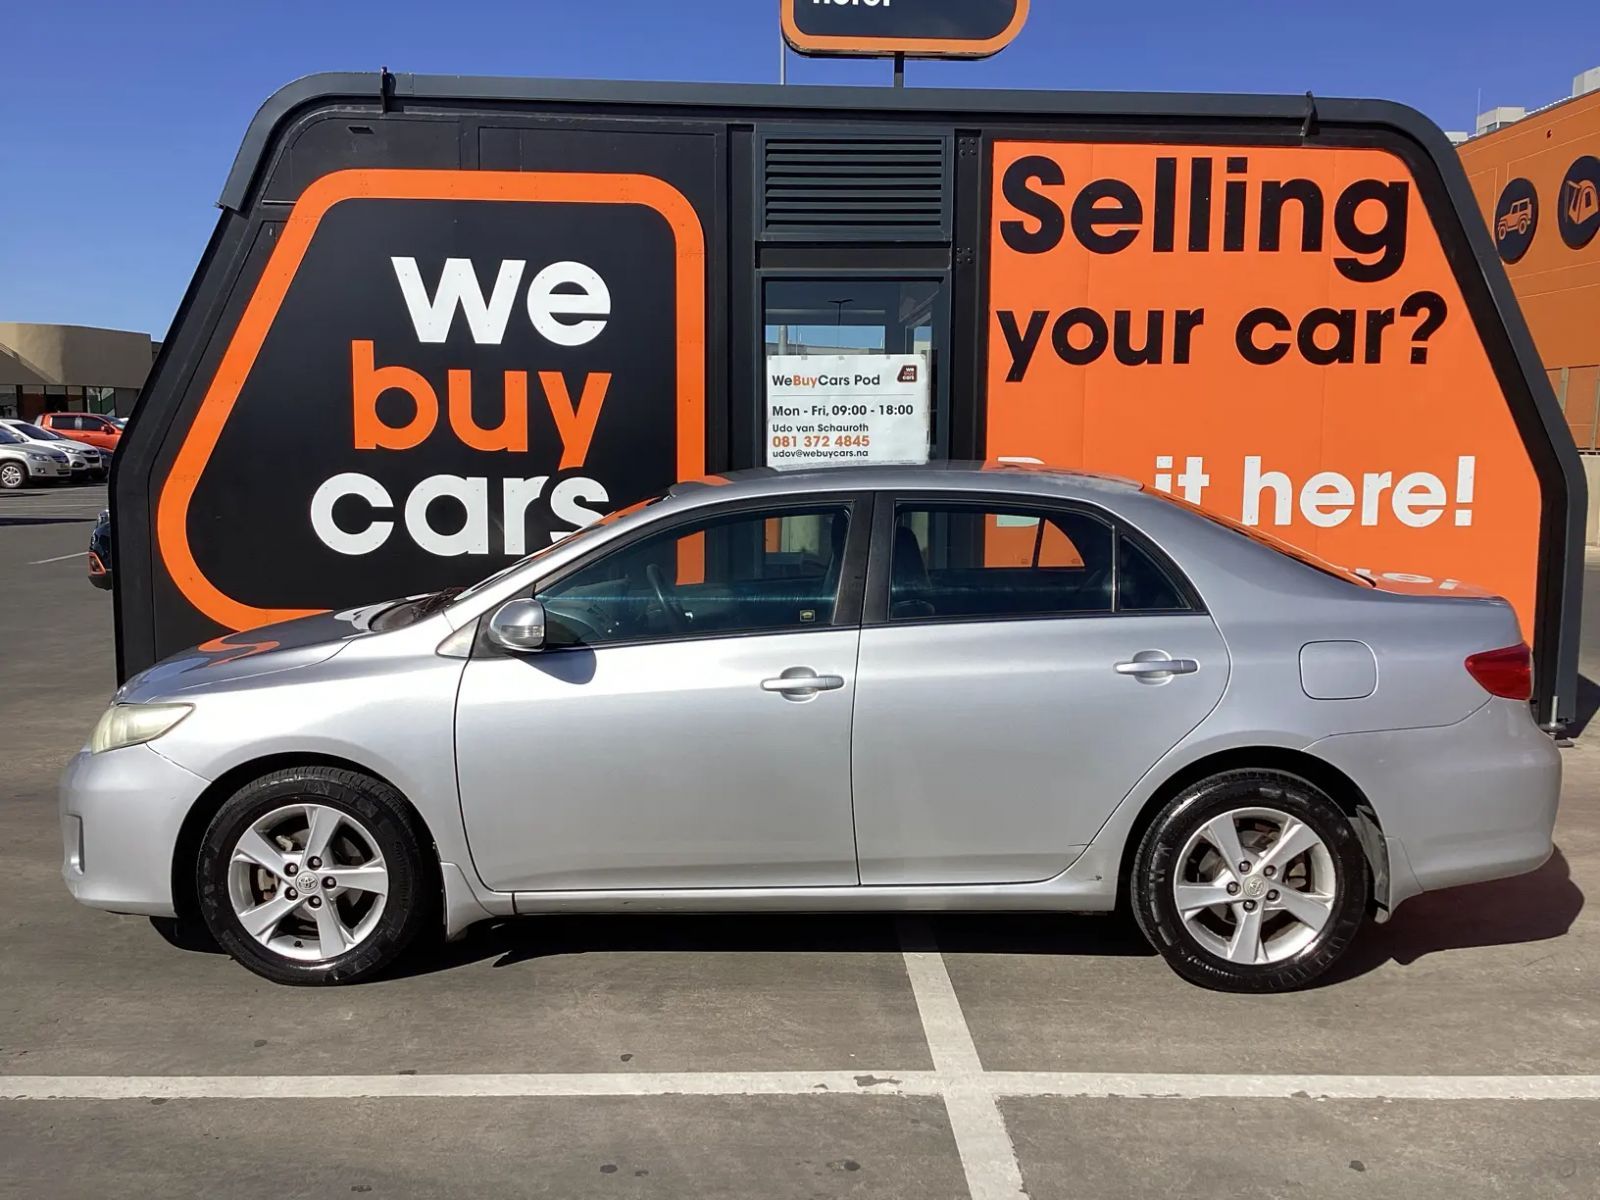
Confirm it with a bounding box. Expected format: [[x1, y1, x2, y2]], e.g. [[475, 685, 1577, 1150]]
[[195, 766, 436, 985], [0, 461, 26, 489], [1131, 769, 1368, 992]]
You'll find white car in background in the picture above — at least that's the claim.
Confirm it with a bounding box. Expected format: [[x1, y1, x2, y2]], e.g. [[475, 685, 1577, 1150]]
[[0, 419, 107, 481], [0, 424, 72, 488]]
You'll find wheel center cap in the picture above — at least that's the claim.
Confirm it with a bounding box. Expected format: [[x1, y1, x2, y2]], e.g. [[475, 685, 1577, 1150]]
[[1242, 876, 1266, 898]]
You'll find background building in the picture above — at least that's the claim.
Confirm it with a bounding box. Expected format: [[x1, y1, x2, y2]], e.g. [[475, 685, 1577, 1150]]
[[1458, 68, 1600, 452], [0, 322, 156, 421]]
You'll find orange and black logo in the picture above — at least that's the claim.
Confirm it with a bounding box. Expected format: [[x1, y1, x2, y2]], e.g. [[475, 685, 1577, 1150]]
[[781, 0, 1028, 59], [156, 169, 706, 631]]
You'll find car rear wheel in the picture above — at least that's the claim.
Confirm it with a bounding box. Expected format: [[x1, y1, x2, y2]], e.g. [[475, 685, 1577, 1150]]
[[196, 766, 436, 985], [1130, 770, 1368, 992], [0, 462, 26, 489]]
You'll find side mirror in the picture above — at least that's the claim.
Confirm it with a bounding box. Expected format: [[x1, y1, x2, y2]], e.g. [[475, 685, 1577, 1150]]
[[486, 599, 547, 653]]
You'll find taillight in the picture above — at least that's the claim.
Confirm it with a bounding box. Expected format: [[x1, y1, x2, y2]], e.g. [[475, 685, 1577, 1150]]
[[1464, 643, 1532, 700]]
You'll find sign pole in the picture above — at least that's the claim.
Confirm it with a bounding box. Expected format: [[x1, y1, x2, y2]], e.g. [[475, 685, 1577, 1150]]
[[893, 52, 904, 88]]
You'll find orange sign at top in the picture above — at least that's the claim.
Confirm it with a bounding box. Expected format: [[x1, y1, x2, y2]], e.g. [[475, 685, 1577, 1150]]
[[782, 0, 1029, 59], [985, 140, 1544, 641]]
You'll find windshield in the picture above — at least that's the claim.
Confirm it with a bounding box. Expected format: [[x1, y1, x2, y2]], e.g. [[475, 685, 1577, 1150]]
[[451, 492, 672, 606], [15, 423, 61, 440], [371, 493, 672, 631], [1155, 490, 1375, 588], [0, 426, 23, 445]]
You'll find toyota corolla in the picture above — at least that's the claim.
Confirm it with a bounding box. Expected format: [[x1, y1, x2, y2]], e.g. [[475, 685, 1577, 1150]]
[[60, 465, 1559, 991]]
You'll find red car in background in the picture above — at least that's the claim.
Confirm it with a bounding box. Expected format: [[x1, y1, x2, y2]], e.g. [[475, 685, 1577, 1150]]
[[34, 412, 122, 453]]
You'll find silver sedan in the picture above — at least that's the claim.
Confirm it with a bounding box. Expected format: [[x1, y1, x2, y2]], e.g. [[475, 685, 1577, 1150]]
[[60, 465, 1560, 991]]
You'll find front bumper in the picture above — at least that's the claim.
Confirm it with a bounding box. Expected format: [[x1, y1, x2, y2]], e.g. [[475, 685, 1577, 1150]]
[[1309, 698, 1561, 912], [59, 744, 211, 917], [28, 460, 71, 479]]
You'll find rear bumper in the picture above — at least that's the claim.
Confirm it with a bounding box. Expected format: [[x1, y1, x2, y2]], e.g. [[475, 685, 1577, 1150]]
[[1308, 699, 1560, 912], [58, 744, 210, 917]]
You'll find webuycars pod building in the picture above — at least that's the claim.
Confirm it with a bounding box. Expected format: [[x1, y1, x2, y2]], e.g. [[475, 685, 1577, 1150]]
[[115, 74, 1584, 725]]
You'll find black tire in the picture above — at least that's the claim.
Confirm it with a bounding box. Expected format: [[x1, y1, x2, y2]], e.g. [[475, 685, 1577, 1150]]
[[0, 461, 27, 490], [195, 766, 437, 986], [1130, 770, 1368, 993]]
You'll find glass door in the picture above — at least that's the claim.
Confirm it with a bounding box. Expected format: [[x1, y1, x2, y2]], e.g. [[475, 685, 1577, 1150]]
[[760, 276, 949, 469]]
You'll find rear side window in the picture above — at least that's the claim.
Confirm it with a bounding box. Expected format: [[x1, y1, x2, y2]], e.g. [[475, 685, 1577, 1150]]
[[888, 502, 1196, 621], [1117, 534, 1189, 611], [889, 504, 1114, 620]]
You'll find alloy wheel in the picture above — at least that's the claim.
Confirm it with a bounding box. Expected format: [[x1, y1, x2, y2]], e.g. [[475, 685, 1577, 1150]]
[[1171, 806, 1337, 966], [226, 802, 390, 962], [0, 463, 23, 488]]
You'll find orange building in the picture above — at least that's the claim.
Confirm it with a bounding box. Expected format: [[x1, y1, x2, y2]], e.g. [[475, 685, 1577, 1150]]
[[1459, 73, 1600, 449]]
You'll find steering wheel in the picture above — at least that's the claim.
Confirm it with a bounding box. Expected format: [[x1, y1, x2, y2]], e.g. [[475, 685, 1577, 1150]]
[[644, 563, 689, 633]]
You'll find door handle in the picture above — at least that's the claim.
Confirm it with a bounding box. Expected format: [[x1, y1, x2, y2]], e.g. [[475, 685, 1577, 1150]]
[[761, 670, 846, 694], [1115, 656, 1199, 678]]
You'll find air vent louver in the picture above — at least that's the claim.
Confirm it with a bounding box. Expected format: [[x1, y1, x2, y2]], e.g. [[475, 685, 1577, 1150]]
[[762, 135, 949, 237]]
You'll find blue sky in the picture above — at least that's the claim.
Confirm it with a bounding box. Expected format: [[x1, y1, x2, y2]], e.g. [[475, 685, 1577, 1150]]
[[4, 0, 1598, 336]]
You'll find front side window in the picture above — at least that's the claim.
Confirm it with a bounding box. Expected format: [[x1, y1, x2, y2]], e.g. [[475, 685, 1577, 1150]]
[[537, 504, 853, 648], [890, 504, 1114, 620]]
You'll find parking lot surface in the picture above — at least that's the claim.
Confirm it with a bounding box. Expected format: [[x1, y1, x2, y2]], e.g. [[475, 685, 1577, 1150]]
[[3, 482, 1599, 1198]]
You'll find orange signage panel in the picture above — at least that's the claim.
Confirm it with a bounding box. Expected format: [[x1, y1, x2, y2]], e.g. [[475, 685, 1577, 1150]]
[[986, 141, 1544, 641], [782, 0, 1029, 59]]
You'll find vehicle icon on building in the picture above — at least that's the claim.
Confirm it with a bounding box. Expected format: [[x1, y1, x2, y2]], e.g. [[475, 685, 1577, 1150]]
[[1498, 196, 1535, 239]]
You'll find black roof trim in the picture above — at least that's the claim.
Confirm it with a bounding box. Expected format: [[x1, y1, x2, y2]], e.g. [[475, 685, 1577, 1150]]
[[218, 72, 1454, 212]]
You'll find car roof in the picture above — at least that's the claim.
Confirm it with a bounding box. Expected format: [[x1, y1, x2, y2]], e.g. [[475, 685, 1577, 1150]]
[[667, 462, 1142, 504]]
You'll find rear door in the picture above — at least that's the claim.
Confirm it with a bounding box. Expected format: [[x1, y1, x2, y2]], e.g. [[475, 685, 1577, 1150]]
[[850, 492, 1228, 885]]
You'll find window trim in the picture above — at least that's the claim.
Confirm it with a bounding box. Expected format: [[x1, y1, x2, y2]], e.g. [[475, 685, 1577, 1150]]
[[474, 491, 873, 657], [1114, 528, 1202, 616], [862, 490, 1206, 628]]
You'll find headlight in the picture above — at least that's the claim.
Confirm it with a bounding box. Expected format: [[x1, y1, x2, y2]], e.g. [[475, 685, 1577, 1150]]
[[89, 703, 192, 754]]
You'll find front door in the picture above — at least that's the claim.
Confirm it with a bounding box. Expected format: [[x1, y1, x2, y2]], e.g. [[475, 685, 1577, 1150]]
[[850, 495, 1229, 885], [455, 498, 866, 893]]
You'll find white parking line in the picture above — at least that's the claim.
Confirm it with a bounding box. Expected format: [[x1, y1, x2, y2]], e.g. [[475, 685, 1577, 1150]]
[[983, 1072, 1600, 1100], [898, 918, 1028, 1200], [6, 1071, 1599, 1103], [0, 1071, 943, 1101], [27, 552, 86, 565]]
